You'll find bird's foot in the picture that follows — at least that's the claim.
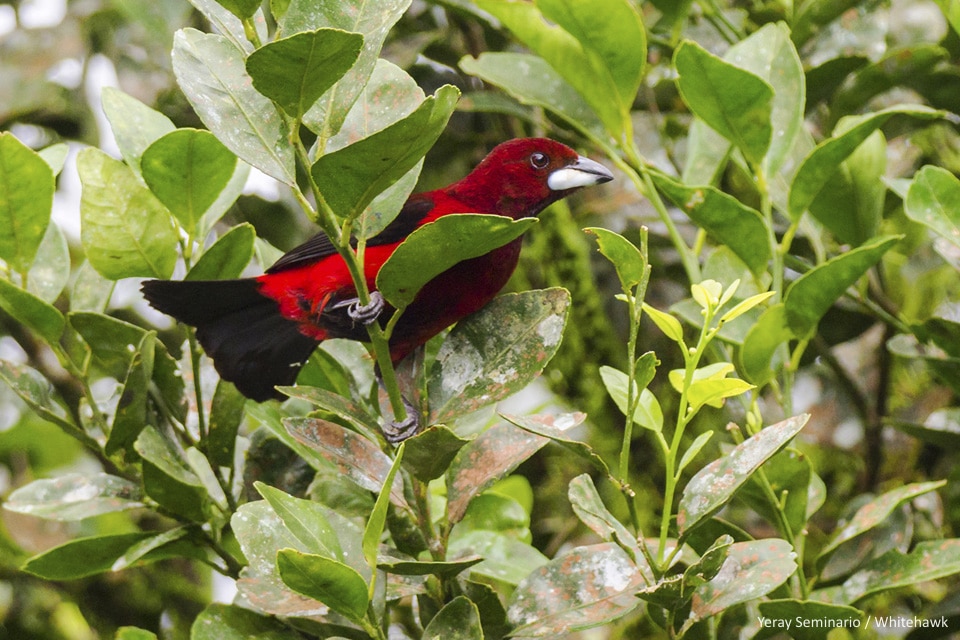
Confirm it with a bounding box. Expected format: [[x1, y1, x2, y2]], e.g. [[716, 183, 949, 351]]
[[382, 394, 421, 444], [330, 291, 385, 326]]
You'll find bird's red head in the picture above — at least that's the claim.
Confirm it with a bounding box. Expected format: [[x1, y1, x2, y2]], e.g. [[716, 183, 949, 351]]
[[447, 138, 613, 219]]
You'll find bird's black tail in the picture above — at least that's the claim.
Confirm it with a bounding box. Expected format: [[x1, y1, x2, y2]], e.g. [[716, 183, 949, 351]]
[[141, 279, 318, 401]]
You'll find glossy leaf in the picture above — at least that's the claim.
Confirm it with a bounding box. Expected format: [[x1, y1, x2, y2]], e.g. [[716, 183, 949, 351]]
[[688, 539, 796, 621], [311, 84, 459, 221], [277, 549, 369, 623], [459, 52, 606, 140], [788, 105, 942, 218], [905, 165, 960, 249], [506, 543, 643, 637], [674, 40, 773, 165], [5, 473, 143, 521], [106, 333, 155, 456], [423, 597, 483, 640], [740, 303, 793, 385], [446, 422, 549, 524], [38, 143, 68, 176], [27, 222, 70, 303], [284, 417, 407, 508], [172, 28, 295, 184], [568, 474, 646, 572], [134, 426, 210, 522], [0, 278, 65, 345], [78, 148, 178, 280], [783, 235, 900, 337], [0, 132, 54, 272], [186, 223, 256, 281], [890, 408, 960, 449], [377, 556, 483, 578], [678, 414, 809, 534], [141, 128, 237, 238], [255, 482, 343, 560], [0, 360, 77, 433], [401, 425, 471, 482], [651, 174, 770, 275], [205, 380, 246, 467], [377, 214, 537, 309], [246, 28, 362, 118], [21, 533, 153, 580], [285, 0, 412, 137], [279, 385, 379, 436], [724, 23, 804, 174], [599, 364, 662, 432], [584, 227, 648, 292], [428, 288, 570, 424], [838, 539, 960, 604], [214, 0, 260, 19], [448, 530, 548, 589], [191, 604, 298, 640], [503, 412, 607, 474], [363, 442, 404, 573], [101, 88, 176, 174], [818, 480, 945, 562]]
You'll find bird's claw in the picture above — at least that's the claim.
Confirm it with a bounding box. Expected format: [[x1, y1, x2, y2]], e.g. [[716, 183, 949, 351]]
[[382, 394, 421, 444], [331, 291, 385, 326]]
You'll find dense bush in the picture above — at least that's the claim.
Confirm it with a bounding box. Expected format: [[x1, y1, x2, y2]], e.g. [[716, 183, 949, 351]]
[[4, 1, 960, 638]]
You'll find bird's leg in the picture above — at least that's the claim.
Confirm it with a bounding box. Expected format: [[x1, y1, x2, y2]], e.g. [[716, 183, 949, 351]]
[[375, 366, 422, 443], [328, 290, 386, 326]]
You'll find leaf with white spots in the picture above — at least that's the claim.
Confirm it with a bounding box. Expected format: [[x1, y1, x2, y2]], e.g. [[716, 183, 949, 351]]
[[677, 414, 808, 535], [506, 542, 644, 637], [5, 473, 144, 521], [905, 165, 960, 249], [428, 288, 571, 425]]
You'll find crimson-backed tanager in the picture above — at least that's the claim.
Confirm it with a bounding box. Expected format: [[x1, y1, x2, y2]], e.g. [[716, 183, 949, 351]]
[[142, 138, 612, 438]]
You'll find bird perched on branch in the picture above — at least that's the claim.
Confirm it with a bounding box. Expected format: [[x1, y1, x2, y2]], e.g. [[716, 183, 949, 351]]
[[142, 138, 612, 440]]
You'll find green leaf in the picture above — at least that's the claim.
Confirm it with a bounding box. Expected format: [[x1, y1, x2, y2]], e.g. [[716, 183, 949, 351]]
[[428, 288, 570, 424], [740, 303, 793, 385], [38, 143, 69, 176], [756, 600, 864, 640], [567, 474, 646, 572], [446, 422, 549, 524], [115, 626, 159, 640], [377, 556, 483, 578], [100, 88, 176, 174], [214, 0, 260, 19], [255, 482, 343, 560], [818, 481, 945, 564], [650, 174, 771, 276], [688, 539, 796, 623], [400, 425, 471, 482], [78, 148, 178, 280], [448, 530, 548, 589], [106, 333, 155, 456], [191, 604, 297, 640], [0, 278, 65, 345], [808, 128, 886, 245], [247, 28, 363, 118], [0, 360, 77, 433], [363, 443, 403, 578], [205, 379, 246, 466], [377, 214, 538, 309], [685, 377, 754, 413], [459, 52, 606, 140], [27, 222, 70, 303], [172, 28, 295, 184], [738, 448, 816, 537], [505, 543, 642, 636], [285, 0, 412, 138], [277, 548, 369, 623], [5, 473, 143, 521], [503, 412, 608, 475], [311, 84, 459, 221], [422, 596, 484, 640], [68, 312, 146, 378], [783, 235, 901, 337], [141, 129, 237, 238], [677, 432, 715, 475], [0, 132, 54, 273], [134, 426, 210, 522], [584, 227, 648, 292], [279, 385, 379, 436], [21, 532, 153, 580], [674, 40, 773, 165], [836, 538, 960, 604], [186, 223, 256, 281], [599, 363, 662, 432], [788, 105, 942, 219], [905, 165, 960, 249], [284, 417, 408, 508], [678, 414, 809, 535], [724, 23, 805, 174]]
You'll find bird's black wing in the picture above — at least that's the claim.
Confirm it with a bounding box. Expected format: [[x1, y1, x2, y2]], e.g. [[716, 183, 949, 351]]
[[266, 196, 436, 274]]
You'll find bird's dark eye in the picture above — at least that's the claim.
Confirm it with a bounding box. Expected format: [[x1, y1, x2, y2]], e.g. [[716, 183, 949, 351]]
[[529, 152, 549, 169]]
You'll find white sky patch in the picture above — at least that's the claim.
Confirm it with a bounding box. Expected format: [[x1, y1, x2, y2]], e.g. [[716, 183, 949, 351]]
[[19, 0, 66, 29]]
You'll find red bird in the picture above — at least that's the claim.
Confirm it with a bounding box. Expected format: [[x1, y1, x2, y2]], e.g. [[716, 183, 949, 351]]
[[142, 138, 612, 435]]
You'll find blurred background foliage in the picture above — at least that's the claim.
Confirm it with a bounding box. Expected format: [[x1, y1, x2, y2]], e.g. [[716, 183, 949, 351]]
[[4, 0, 960, 638]]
